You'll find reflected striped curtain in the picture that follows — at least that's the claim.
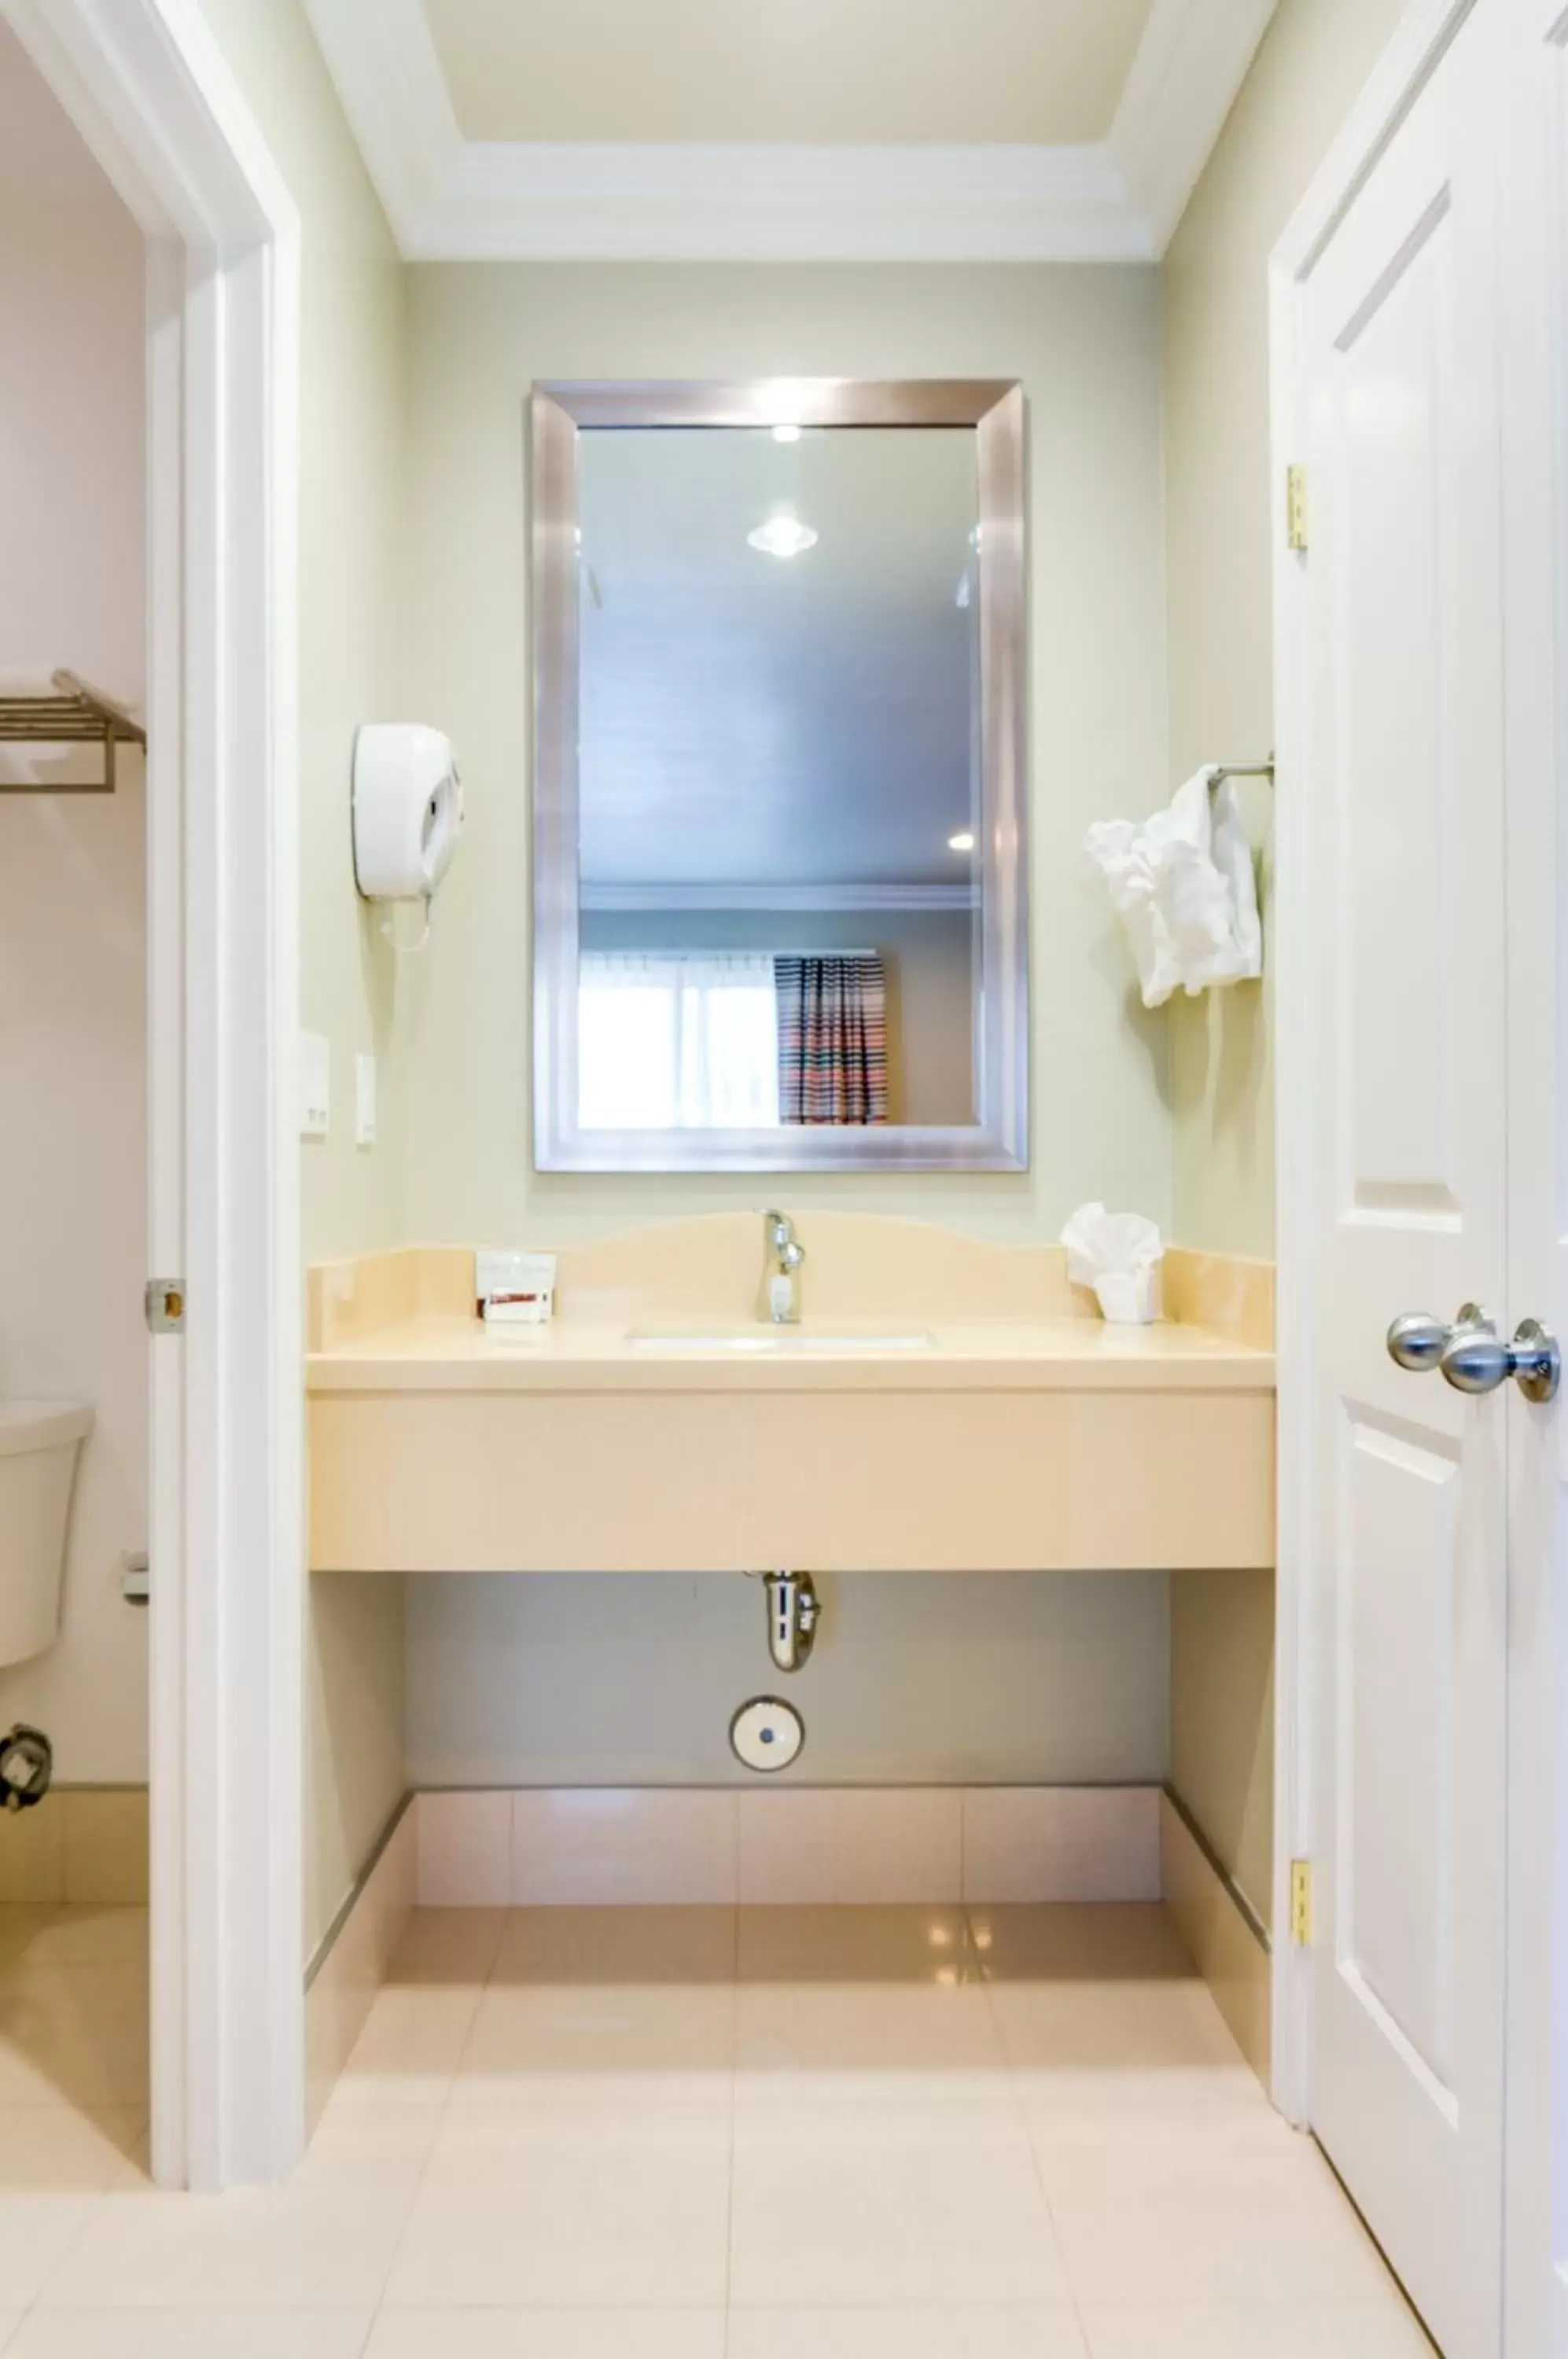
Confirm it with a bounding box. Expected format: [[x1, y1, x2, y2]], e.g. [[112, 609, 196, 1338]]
[[775, 953, 889, 1126]]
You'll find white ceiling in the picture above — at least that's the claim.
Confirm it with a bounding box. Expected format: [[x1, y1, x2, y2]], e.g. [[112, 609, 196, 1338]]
[[578, 428, 978, 896], [425, 0, 1154, 148], [302, 0, 1279, 260]]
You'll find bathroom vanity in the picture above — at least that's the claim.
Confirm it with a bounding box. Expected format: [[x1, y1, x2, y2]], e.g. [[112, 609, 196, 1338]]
[[306, 1221, 1274, 1575]]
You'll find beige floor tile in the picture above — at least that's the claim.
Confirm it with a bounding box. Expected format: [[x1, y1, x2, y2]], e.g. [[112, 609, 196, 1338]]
[[0, 2320, 17, 2353], [365, 2313, 726, 2357], [34, 2184, 410, 2311], [14, 1911, 149, 1971], [0, 1809, 64, 1906], [60, 1795, 149, 1909], [453, 1979, 734, 2107], [0, 1968, 149, 2110], [385, 2102, 731, 2308], [1035, 2114, 1400, 2306], [0, 2194, 111, 2310], [736, 1978, 1009, 2107], [0, 2104, 149, 2303], [728, 2101, 1068, 2307], [970, 1904, 1198, 1982], [5, 2316, 374, 2357], [0, 1912, 52, 1971], [737, 1904, 974, 1984], [389, 1908, 506, 1985], [495, 1905, 736, 1984], [729, 2306, 1090, 2356], [0, 2107, 145, 2189], [294, 2091, 447, 2191], [988, 1971, 1246, 2088], [336, 1983, 480, 2104], [1080, 2302, 1435, 2357]]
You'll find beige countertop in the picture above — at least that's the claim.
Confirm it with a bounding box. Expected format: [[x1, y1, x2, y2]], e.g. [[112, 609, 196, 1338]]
[[307, 1312, 1275, 1396]]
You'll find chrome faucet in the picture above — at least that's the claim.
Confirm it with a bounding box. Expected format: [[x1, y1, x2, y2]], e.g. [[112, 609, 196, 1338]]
[[760, 1209, 806, 1324]]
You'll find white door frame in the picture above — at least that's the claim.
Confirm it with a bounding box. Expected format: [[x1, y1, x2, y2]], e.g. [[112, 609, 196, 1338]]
[[1272, 0, 1566, 2348], [0, 0, 305, 2188], [1497, 9, 1568, 2353]]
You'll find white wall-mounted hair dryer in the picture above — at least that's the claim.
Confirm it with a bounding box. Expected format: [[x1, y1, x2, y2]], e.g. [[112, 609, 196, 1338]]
[[352, 723, 463, 904]]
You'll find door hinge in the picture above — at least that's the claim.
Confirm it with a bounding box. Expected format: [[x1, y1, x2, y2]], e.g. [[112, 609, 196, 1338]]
[[1285, 464, 1309, 551], [145, 1279, 186, 1334], [1290, 1857, 1314, 1945]]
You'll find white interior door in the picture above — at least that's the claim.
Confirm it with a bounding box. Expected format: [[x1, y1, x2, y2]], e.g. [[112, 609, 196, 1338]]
[[1296, 8, 1509, 2353]]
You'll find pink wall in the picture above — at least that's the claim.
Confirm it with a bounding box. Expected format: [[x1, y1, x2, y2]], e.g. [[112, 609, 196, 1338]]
[[0, 24, 148, 1778]]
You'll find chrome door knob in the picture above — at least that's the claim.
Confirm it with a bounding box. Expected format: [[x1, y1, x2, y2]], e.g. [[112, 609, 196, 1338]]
[[1441, 1318, 1561, 1404], [1386, 1305, 1491, 1373]]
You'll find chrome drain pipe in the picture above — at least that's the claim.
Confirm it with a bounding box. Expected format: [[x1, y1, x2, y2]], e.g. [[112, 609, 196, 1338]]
[[760, 1570, 820, 1673]]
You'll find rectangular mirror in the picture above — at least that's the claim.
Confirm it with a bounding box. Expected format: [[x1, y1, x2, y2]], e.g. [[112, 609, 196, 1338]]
[[532, 380, 1027, 1171]]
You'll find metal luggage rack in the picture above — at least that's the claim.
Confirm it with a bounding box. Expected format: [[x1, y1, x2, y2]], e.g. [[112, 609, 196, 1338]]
[[0, 670, 145, 793]]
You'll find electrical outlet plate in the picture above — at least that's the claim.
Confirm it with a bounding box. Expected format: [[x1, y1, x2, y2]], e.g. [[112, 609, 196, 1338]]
[[355, 1051, 377, 1148]]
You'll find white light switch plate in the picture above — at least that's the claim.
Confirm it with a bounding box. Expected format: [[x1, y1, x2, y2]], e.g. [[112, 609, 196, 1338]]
[[355, 1051, 377, 1148], [300, 1030, 329, 1139]]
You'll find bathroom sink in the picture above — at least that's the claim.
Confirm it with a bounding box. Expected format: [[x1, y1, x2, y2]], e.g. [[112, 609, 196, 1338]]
[[628, 1327, 937, 1355]]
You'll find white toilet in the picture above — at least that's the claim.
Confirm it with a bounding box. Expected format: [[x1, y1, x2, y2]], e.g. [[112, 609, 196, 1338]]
[[0, 1401, 93, 1667]]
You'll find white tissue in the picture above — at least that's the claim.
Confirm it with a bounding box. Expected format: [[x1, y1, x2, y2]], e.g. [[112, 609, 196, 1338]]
[[1062, 1202, 1164, 1325], [1084, 768, 1262, 1010]]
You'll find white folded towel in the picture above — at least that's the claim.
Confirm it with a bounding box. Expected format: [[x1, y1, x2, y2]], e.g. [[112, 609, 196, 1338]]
[[1084, 768, 1263, 1010]]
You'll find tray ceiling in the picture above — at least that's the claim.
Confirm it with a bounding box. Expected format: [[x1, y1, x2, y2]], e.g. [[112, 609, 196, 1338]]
[[302, 0, 1279, 261], [425, 0, 1154, 148]]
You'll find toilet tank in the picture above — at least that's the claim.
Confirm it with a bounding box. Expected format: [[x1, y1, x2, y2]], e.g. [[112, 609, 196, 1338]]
[[0, 1402, 93, 1667]]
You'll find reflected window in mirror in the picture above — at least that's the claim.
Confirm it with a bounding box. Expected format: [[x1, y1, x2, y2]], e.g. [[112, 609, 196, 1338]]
[[532, 382, 1027, 1172]]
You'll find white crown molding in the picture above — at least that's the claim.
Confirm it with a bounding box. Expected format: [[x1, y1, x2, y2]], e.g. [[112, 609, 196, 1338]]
[[580, 882, 977, 914], [300, 0, 460, 249], [302, 0, 1276, 261], [1109, 0, 1279, 253], [428, 141, 1149, 263]]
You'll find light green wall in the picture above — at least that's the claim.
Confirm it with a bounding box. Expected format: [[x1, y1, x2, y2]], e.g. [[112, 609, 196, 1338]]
[[196, 0, 410, 1958], [1162, 0, 1407, 1260], [1161, 0, 1408, 1928], [399, 260, 1173, 1247], [197, 0, 412, 1268]]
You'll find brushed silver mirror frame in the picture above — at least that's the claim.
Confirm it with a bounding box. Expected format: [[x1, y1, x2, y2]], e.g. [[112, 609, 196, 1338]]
[[530, 377, 1029, 1173]]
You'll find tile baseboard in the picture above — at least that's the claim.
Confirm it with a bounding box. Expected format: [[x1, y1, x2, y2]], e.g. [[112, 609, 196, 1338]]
[[414, 1784, 1165, 1910], [304, 1794, 415, 2134], [310, 1785, 1272, 2118], [1160, 1788, 1271, 2085], [0, 1785, 149, 1906]]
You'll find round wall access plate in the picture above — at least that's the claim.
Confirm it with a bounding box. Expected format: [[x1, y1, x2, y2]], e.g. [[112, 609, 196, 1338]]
[[730, 1695, 804, 1773]]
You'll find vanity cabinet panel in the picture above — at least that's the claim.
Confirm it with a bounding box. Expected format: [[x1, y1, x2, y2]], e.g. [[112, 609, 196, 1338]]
[[307, 1386, 1274, 1573]]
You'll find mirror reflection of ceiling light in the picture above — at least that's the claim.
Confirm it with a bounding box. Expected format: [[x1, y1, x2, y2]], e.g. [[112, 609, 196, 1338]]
[[948, 830, 976, 853], [747, 513, 818, 559], [771, 423, 803, 443]]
